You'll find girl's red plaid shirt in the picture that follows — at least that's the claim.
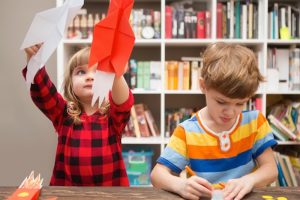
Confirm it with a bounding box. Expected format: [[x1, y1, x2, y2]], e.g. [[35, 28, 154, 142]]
[[23, 66, 134, 186]]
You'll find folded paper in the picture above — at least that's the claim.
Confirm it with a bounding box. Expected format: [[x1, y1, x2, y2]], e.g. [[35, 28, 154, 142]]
[[89, 0, 135, 106], [7, 171, 43, 200], [20, 0, 83, 89]]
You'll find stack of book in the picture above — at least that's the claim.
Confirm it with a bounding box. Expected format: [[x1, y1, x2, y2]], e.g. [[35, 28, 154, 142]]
[[268, 101, 300, 141], [268, 3, 300, 40], [165, 56, 203, 91], [216, 0, 258, 39], [165, 3, 211, 39], [124, 60, 161, 91], [124, 104, 159, 138], [273, 152, 300, 187]]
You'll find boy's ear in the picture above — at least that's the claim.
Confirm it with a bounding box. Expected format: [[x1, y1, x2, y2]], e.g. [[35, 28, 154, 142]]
[[199, 78, 206, 93]]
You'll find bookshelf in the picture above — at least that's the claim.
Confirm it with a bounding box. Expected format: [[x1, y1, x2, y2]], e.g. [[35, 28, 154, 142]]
[[56, 0, 300, 186]]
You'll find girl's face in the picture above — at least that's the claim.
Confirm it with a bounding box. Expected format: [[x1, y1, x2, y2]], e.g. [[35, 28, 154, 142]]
[[71, 64, 96, 103]]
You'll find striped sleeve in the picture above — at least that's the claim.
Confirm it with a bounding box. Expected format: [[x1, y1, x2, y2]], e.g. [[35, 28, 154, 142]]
[[157, 126, 189, 174], [252, 112, 277, 159]]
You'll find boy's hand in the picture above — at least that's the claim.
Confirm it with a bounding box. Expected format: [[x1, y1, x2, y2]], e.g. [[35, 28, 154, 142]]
[[24, 44, 42, 63], [178, 176, 212, 200], [222, 176, 255, 200]]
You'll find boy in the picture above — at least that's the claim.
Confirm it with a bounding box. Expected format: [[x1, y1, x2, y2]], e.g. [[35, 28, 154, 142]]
[[151, 42, 278, 200]]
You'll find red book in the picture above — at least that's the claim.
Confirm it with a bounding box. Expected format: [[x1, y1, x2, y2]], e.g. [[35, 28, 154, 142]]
[[255, 97, 262, 112], [217, 3, 223, 38], [197, 11, 206, 38], [165, 6, 173, 38]]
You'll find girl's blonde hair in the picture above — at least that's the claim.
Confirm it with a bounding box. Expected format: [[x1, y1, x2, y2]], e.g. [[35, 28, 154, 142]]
[[201, 42, 264, 99], [63, 47, 109, 124]]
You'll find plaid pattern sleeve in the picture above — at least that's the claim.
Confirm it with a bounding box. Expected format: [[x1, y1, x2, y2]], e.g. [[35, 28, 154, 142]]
[[109, 89, 134, 142], [22, 66, 66, 132]]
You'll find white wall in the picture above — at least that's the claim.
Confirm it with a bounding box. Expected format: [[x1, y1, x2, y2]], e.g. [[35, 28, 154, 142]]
[[0, 0, 57, 186]]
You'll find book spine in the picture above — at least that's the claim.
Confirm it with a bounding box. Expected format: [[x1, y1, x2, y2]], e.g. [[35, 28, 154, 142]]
[[235, 0, 241, 38], [165, 6, 173, 38], [197, 11, 206, 38], [217, 3, 223, 38]]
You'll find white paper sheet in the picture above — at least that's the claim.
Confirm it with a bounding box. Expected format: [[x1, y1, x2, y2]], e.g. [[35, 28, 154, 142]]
[[20, 0, 84, 88], [92, 71, 115, 107]]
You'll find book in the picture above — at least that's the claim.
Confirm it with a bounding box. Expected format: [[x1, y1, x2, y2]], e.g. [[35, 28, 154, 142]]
[[229, 0, 234, 39], [248, 2, 253, 39], [166, 61, 178, 90], [130, 106, 141, 138], [205, 11, 211, 38], [165, 6, 173, 38], [234, 0, 241, 38], [135, 104, 151, 137], [182, 61, 190, 90], [271, 124, 289, 141], [276, 152, 293, 186], [137, 61, 144, 89], [177, 9, 185, 38], [282, 155, 298, 186], [129, 59, 137, 89], [150, 61, 161, 91], [268, 114, 297, 140], [222, 4, 227, 38], [191, 61, 200, 90], [275, 49, 289, 87], [197, 11, 206, 38], [184, 11, 192, 38], [216, 2, 223, 38], [144, 109, 159, 137], [177, 62, 184, 90], [242, 4, 247, 39], [143, 61, 150, 90], [274, 152, 288, 186]]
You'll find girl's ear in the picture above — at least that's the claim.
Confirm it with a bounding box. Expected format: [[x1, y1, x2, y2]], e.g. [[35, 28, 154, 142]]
[[199, 78, 206, 94]]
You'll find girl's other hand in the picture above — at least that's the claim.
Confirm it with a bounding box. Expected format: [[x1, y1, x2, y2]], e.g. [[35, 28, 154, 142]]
[[24, 43, 42, 63]]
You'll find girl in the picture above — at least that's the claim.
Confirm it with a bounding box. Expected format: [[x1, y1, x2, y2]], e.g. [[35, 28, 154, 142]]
[[23, 44, 134, 186]]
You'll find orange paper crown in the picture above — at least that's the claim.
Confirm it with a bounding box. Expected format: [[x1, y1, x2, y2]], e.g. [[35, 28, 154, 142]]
[[7, 171, 43, 200]]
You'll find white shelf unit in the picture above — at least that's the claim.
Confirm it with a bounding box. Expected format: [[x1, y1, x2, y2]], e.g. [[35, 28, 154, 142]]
[[56, 0, 300, 171]]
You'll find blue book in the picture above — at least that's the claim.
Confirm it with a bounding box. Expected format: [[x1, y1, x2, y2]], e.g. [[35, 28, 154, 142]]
[[277, 159, 288, 186], [234, 0, 241, 38]]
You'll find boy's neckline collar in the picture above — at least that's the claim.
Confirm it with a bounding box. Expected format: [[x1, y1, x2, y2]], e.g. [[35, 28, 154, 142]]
[[197, 111, 242, 152], [197, 110, 241, 136]]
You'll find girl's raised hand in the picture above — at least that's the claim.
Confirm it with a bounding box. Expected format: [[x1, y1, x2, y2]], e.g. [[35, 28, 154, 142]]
[[24, 43, 42, 63]]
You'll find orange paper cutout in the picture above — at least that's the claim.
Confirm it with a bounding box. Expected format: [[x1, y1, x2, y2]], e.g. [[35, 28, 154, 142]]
[[7, 188, 40, 200], [89, 0, 135, 77]]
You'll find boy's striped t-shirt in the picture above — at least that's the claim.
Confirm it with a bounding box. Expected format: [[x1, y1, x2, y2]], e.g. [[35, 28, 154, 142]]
[[157, 110, 277, 184]]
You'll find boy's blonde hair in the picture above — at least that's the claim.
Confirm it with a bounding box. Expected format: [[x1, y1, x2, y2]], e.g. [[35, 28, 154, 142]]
[[63, 47, 109, 124], [201, 42, 264, 99]]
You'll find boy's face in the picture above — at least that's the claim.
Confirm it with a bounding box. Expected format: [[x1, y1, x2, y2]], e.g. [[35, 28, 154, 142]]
[[71, 64, 96, 103], [200, 80, 249, 129]]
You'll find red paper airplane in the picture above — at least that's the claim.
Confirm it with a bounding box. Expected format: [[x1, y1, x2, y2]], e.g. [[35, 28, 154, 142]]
[[89, 0, 135, 77]]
